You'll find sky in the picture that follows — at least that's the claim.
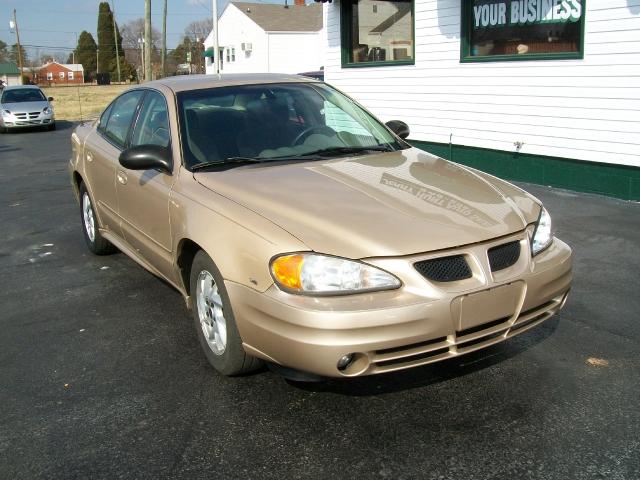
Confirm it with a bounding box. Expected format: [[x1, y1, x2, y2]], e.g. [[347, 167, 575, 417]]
[[0, 0, 284, 60]]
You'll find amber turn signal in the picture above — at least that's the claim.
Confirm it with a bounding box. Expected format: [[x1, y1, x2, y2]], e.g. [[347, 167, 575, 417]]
[[271, 254, 305, 290]]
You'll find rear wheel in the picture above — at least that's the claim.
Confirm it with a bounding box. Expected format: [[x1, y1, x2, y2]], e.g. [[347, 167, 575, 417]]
[[190, 250, 262, 376], [79, 182, 117, 255]]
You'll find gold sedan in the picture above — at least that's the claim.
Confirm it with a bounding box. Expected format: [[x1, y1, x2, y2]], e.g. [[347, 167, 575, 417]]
[[69, 74, 572, 378]]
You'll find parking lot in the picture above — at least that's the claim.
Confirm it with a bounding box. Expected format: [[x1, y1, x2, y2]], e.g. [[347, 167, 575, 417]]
[[1, 124, 639, 479]]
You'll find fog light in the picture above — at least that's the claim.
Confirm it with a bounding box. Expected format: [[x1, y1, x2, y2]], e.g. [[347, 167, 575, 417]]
[[337, 354, 355, 371]]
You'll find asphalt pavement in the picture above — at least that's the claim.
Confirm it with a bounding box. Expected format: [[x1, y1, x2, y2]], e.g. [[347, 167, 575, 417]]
[[1, 123, 639, 479]]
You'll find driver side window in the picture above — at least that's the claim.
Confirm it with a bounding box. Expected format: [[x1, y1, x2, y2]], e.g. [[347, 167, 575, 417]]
[[131, 91, 170, 148]]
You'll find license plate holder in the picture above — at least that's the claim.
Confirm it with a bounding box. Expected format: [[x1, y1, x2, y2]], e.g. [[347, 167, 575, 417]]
[[456, 282, 524, 332]]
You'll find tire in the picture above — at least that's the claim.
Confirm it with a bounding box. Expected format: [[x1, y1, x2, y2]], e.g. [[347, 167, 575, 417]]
[[48, 122, 56, 131], [190, 250, 262, 376], [0, 126, 6, 134], [79, 182, 117, 255]]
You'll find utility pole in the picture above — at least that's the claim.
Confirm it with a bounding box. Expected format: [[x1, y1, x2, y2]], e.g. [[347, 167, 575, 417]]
[[72, 32, 78, 65], [111, 0, 121, 83], [138, 38, 144, 83], [161, 0, 167, 77], [144, 0, 152, 81], [11, 10, 24, 83], [96, 49, 99, 78], [212, 0, 219, 74]]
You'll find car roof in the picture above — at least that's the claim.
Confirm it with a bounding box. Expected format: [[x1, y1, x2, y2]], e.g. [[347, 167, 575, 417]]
[[3, 85, 43, 91], [148, 73, 319, 93]]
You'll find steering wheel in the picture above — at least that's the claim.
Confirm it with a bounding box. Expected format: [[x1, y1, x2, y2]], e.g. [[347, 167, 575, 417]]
[[292, 125, 336, 146]]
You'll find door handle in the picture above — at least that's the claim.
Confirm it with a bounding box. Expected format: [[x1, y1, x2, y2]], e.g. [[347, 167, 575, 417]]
[[117, 170, 128, 185], [86, 151, 93, 162]]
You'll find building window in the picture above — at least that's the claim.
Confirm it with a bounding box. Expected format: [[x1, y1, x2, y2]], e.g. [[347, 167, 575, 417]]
[[59, 71, 65, 79], [47, 72, 53, 80], [226, 48, 230, 63], [461, 0, 585, 62], [68, 71, 74, 80], [231, 47, 236, 62], [341, 0, 414, 67]]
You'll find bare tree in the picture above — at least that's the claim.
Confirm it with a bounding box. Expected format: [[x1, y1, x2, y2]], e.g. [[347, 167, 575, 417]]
[[184, 19, 212, 42], [120, 18, 160, 69]]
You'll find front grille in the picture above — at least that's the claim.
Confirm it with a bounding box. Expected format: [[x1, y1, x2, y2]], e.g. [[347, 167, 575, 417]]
[[414, 255, 472, 282], [488, 241, 521, 272], [13, 112, 40, 120]]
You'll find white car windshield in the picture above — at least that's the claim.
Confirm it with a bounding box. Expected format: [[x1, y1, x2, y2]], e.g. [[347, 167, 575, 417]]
[[177, 82, 405, 168]]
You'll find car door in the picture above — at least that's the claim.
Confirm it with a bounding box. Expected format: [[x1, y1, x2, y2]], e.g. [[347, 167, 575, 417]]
[[116, 89, 175, 280], [83, 90, 144, 235]]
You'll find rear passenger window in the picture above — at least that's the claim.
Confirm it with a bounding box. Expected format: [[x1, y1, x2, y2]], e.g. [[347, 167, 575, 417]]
[[103, 91, 144, 148], [131, 91, 170, 148], [98, 103, 113, 132]]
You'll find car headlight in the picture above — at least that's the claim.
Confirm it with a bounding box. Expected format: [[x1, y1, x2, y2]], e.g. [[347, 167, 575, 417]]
[[531, 206, 553, 256], [1, 109, 11, 118], [43, 107, 52, 115], [270, 253, 401, 295]]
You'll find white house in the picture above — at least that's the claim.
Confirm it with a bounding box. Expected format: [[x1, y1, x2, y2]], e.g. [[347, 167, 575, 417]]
[[321, 0, 640, 201], [203, 1, 324, 75]]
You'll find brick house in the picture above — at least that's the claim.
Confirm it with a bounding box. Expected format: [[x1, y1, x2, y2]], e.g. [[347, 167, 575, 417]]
[[34, 62, 84, 85]]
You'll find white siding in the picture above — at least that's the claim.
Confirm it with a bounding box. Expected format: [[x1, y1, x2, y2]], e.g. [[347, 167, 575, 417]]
[[267, 32, 323, 74], [324, 0, 640, 167], [1, 74, 22, 86]]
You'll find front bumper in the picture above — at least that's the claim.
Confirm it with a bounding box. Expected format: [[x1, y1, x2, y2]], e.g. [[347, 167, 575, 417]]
[[228, 232, 572, 378]]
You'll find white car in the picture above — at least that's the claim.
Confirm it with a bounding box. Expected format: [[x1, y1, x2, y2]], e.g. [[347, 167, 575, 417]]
[[0, 85, 55, 132]]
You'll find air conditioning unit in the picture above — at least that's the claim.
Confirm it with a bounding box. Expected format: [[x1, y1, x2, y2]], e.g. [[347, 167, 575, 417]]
[[241, 42, 252, 52]]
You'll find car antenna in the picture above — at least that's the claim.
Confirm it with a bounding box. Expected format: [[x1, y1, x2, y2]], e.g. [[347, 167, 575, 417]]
[[77, 86, 83, 123]]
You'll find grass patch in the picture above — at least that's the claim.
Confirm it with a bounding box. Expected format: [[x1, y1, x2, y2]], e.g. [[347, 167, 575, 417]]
[[41, 84, 131, 122]]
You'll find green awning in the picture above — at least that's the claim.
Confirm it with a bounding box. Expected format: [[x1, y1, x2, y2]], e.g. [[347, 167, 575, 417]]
[[203, 47, 214, 58]]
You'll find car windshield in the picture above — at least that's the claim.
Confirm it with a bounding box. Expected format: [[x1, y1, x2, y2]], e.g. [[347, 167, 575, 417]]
[[176, 82, 405, 168], [1, 88, 46, 103]]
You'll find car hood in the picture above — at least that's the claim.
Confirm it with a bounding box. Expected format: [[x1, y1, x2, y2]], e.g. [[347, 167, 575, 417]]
[[1, 101, 48, 113], [194, 148, 541, 259]]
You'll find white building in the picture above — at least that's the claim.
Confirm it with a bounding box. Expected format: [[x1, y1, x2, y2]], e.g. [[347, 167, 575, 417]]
[[321, 0, 640, 201], [204, 1, 324, 75], [0, 62, 22, 86]]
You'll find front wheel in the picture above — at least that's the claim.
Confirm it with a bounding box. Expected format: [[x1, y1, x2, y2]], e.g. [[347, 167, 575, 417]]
[[79, 183, 116, 255], [190, 251, 262, 376]]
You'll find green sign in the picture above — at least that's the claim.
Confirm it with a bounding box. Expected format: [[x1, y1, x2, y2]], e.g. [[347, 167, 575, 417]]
[[473, 0, 583, 29]]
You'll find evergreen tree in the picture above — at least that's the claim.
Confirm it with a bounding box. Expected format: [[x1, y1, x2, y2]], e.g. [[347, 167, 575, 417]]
[[68, 31, 98, 81], [9, 44, 28, 65], [0, 40, 8, 62], [96, 2, 125, 76]]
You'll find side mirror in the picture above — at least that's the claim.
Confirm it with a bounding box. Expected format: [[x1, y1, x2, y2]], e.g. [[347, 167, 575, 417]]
[[385, 120, 410, 140], [47, 97, 54, 102], [119, 145, 172, 174]]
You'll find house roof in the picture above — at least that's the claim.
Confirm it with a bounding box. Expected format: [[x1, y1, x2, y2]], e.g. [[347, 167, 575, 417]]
[[0, 62, 20, 75], [230, 2, 323, 32]]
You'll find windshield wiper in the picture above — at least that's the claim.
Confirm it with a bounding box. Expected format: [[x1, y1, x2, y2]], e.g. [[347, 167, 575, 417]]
[[260, 145, 395, 162], [290, 145, 394, 158], [191, 157, 265, 171]]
